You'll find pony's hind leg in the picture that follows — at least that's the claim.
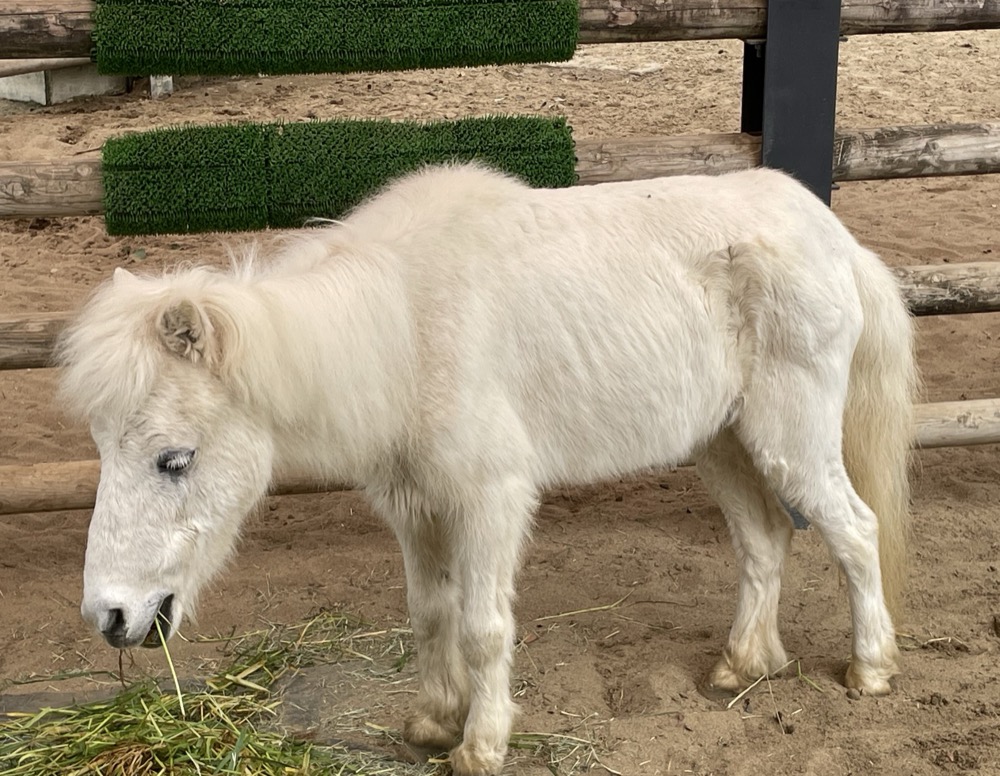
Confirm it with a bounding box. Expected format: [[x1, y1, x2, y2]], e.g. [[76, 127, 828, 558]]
[[736, 385, 900, 695], [370, 487, 469, 751], [696, 430, 794, 696]]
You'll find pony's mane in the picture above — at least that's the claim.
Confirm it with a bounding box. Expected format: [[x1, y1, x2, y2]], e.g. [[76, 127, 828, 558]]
[[57, 224, 377, 424], [57, 264, 247, 421]]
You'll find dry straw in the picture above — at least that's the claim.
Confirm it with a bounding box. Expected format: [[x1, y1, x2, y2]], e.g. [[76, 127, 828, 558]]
[[0, 611, 601, 775]]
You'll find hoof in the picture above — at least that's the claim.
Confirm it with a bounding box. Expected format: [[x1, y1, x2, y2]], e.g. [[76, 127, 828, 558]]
[[404, 713, 460, 752], [699, 660, 748, 700], [449, 740, 505, 776], [697, 677, 743, 701], [699, 650, 789, 701], [845, 660, 896, 697]]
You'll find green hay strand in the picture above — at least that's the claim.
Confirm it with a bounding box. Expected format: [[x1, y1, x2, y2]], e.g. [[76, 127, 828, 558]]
[[101, 115, 577, 235], [0, 613, 427, 776], [157, 618, 187, 719], [0, 612, 601, 775], [92, 0, 579, 76], [0, 681, 432, 776]]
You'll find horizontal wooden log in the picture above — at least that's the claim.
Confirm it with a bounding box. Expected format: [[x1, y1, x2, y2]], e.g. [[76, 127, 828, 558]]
[[579, 122, 1000, 184], [2, 398, 997, 515], [0, 459, 101, 515], [577, 0, 769, 42], [575, 132, 761, 184], [896, 262, 1000, 317], [0, 460, 351, 516], [578, 0, 1000, 42], [914, 399, 1000, 450], [0, 56, 91, 78], [1, 262, 998, 371], [0, 311, 71, 370], [838, 0, 1000, 36], [4, 1, 1000, 58], [0, 1, 94, 59], [833, 123, 1000, 181], [4, 123, 998, 220], [0, 160, 103, 218]]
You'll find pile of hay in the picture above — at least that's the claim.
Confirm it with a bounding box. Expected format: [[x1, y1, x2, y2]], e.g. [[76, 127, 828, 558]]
[[0, 612, 602, 775]]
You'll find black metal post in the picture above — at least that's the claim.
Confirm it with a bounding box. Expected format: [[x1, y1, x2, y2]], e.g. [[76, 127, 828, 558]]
[[740, 40, 766, 135], [740, 0, 842, 205]]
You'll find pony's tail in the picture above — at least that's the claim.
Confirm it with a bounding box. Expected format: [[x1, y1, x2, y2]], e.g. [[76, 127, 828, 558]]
[[843, 249, 919, 621]]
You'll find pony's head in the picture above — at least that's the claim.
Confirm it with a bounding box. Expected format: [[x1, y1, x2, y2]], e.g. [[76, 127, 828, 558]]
[[58, 267, 274, 649]]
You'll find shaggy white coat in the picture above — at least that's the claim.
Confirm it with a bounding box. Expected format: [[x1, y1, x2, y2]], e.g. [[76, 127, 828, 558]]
[[60, 163, 917, 776]]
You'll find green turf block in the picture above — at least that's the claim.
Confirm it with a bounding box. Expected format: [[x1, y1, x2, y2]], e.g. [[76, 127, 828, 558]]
[[92, 0, 579, 76], [102, 123, 272, 235], [101, 115, 577, 235]]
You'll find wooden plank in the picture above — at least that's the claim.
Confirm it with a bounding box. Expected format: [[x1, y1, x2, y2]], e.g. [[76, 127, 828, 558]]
[[834, 122, 1000, 181], [1, 261, 999, 371], [898, 262, 1000, 317], [0, 459, 101, 515], [0, 1, 95, 59], [0, 311, 71, 370], [578, 0, 1000, 42], [839, 0, 1000, 36], [4, 1, 1000, 58], [0, 160, 103, 218], [3, 398, 997, 515], [577, 0, 769, 43], [0, 460, 351, 516], [4, 123, 999, 220], [575, 133, 761, 184], [0, 56, 91, 78], [915, 399, 1000, 449]]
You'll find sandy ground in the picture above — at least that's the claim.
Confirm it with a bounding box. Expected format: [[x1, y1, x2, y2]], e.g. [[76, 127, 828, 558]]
[[2, 30, 1000, 775]]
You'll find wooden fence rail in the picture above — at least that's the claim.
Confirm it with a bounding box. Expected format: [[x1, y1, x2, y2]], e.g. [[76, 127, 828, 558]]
[[3, 1, 1000, 59], [0, 56, 91, 78], [3, 0, 999, 521], [3, 123, 1000, 220], [1, 262, 998, 371], [2, 397, 998, 516]]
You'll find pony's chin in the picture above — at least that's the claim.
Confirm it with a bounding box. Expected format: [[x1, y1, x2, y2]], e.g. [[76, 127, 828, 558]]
[[140, 594, 177, 648]]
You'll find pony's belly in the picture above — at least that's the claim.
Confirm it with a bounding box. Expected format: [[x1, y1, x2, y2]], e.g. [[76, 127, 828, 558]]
[[524, 382, 737, 487]]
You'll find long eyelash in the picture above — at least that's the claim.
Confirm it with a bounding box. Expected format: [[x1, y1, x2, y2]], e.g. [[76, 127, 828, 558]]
[[166, 452, 194, 470]]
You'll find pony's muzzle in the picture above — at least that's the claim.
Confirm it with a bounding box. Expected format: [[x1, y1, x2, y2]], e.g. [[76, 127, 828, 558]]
[[86, 593, 175, 649]]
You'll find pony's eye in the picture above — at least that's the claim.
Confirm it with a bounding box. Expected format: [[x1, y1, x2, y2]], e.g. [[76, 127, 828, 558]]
[[156, 448, 196, 476]]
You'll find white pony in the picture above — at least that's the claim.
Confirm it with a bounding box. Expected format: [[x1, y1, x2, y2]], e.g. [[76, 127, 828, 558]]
[[59, 162, 916, 776]]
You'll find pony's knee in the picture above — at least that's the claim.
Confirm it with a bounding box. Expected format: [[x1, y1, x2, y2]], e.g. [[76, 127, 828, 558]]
[[460, 625, 510, 671], [409, 595, 457, 641]]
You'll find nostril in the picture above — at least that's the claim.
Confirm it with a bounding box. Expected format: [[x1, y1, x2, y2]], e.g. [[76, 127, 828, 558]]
[[156, 595, 174, 630], [103, 607, 126, 637], [141, 594, 176, 649]]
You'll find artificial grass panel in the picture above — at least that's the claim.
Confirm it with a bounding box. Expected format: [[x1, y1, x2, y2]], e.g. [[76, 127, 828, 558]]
[[92, 0, 579, 76], [101, 116, 577, 235], [102, 123, 272, 235]]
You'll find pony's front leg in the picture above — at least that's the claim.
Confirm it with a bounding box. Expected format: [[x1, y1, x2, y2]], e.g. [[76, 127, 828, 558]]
[[399, 518, 471, 750], [373, 490, 469, 751], [449, 481, 535, 776]]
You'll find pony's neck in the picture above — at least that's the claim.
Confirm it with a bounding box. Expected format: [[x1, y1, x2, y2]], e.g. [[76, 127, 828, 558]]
[[229, 244, 415, 484]]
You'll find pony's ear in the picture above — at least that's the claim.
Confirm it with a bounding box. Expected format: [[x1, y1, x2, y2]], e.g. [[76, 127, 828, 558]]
[[158, 300, 213, 364], [113, 267, 139, 286]]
